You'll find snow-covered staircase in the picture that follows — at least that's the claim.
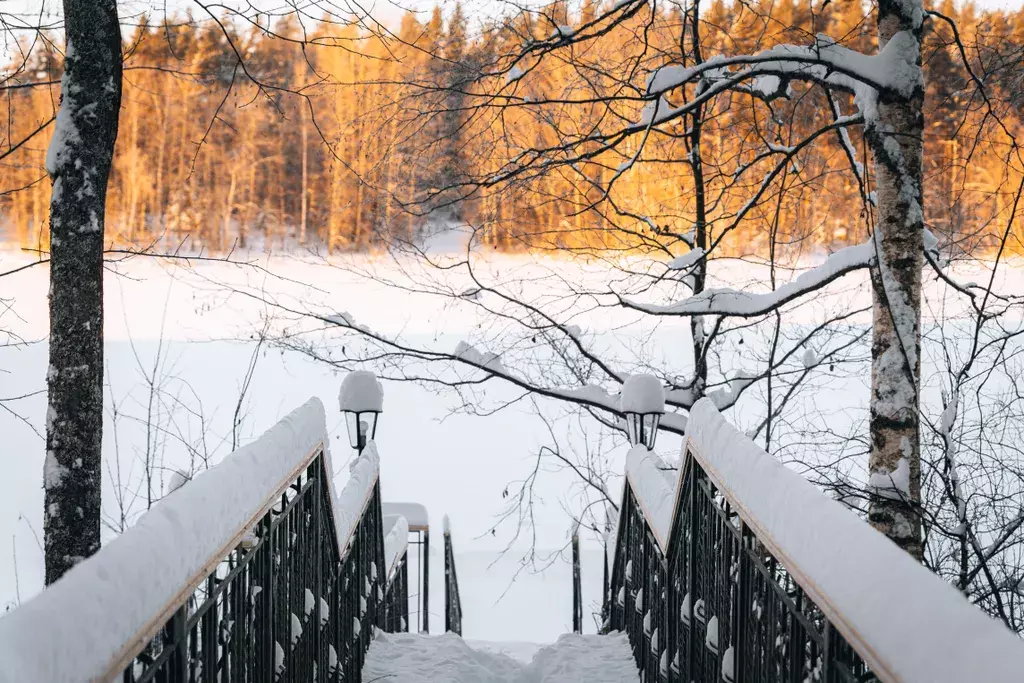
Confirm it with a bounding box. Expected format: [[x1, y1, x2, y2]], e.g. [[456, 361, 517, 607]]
[[6, 388, 1024, 683], [363, 631, 640, 683]]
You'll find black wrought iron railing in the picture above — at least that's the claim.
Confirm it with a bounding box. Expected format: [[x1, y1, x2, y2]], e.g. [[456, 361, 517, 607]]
[[572, 522, 583, 634], [607, 446, 872, 683], [116, 446, 398, 683], [443, 522, 463, 636], [383, 547, 409, 634]]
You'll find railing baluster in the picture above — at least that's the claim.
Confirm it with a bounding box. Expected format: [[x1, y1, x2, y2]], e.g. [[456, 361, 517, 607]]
[[444, 520, 464, 636]]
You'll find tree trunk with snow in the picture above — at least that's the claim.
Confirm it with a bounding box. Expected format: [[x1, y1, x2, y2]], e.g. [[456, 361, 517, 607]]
[[44, 0, 122, 585], [866, 0, 925, 560]]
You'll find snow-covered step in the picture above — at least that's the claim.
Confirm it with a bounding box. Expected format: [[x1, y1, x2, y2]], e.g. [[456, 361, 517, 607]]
[[527, 632, 640, 682], [363, 631, 639, 683]]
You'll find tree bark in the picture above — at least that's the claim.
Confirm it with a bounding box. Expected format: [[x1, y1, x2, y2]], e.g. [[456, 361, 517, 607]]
[[300, 103, 308, 246], [44, 0, 122, 585], [866, 0, 925, 559]]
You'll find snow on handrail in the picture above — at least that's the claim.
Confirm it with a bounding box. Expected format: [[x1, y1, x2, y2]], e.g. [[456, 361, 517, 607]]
[[382, 514, 410, 584], [334, 440, 381, 556], [0, 398, 369, 683], [622, 397, 1024, 682], [622, 444, 677, 551], [383, 501, 429, 531]]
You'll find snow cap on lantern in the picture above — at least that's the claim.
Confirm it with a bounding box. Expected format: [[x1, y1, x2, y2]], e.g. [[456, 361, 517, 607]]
[[619, 374, 665, 450], [339, 370, 383, 451]]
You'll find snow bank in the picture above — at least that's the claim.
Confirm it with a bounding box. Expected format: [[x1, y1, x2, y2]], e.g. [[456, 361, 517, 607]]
[[383, 514, 410, 583], [0, 399, 330, 683], [363, 631, 524, 683], [362, 631, 639, 682], [684, 398, 1024, 683], [526, 632, 639, 682]]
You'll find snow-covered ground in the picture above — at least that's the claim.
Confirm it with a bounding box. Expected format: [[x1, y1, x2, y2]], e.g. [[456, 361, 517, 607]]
[[0, 250, 628, 637], [363, 631, 639, 682], [1, 247, 1020, 641]]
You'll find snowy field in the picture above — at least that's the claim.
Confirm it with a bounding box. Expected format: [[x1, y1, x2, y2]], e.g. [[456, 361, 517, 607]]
[[0, 249, 638, 639], [1, 246, 1021, 641]]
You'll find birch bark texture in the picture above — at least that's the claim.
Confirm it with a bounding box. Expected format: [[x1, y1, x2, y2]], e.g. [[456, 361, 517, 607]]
[[43, 0, 123, 585], [866, 0, 925, 559]]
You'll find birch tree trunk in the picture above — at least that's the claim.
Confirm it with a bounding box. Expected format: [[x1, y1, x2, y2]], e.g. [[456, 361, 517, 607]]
[[43, 0, 122, 585], [300, 104, 308, 246], [866, 0, 925, 559]]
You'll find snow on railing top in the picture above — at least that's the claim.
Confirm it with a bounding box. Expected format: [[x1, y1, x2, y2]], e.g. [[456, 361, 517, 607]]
[[334, 441, 381, 553], [0, 399, 332, 683], [383, 501, 430, 530], [621, 397, 1024, 683], [382, 514, 410, 584], [622, 445, 677, 550]]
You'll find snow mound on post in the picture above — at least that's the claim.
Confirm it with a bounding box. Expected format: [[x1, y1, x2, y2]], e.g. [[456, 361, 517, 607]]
[[339, 370, 383, 412], [0, 399, 329, 683], [619, 374, 665, 414], [684, 397, 1024, 683]]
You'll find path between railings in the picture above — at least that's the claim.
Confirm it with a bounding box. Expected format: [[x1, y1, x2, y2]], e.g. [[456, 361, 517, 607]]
[[362, 631, 640, 683]]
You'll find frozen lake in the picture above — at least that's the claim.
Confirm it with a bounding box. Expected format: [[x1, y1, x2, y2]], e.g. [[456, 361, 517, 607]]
[[2, 247, 1020, 639]]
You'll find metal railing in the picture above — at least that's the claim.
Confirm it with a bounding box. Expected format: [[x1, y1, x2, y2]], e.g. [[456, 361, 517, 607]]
[[382, 502, 429, 633], [0, 399, 420, 683], [383, 548, 409, 634], [443, 519, 463, 635], [572, 522, 583, 634], [119, 447, 405, 683], [604, 398, 1024, 683], [607, 460, 869, 683]]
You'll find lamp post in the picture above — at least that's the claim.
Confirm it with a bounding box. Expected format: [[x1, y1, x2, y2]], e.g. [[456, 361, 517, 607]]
[[619, 374, 665, 450], [339, 370, 383, 453]]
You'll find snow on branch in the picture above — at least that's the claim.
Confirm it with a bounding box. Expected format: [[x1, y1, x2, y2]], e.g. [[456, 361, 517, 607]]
[[454, 340, 506, 373], [644, 33, 923, 127], [623, 240, 874, 318]]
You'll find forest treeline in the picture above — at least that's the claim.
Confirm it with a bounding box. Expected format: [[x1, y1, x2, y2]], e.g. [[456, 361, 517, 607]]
[[1, 0, 1022, 255]]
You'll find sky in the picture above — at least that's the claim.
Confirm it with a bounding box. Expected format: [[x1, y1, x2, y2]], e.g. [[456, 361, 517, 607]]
[[3, 0, 1021, 63], [4, 0, 1022, 33]]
